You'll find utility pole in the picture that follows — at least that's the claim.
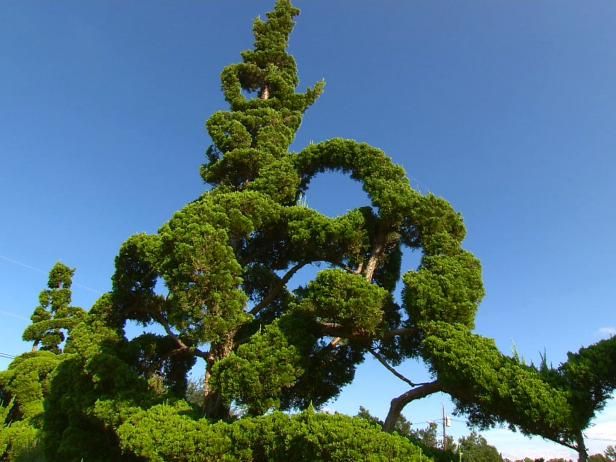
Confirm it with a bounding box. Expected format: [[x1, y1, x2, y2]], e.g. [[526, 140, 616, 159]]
[[442, 404, 447, 451]]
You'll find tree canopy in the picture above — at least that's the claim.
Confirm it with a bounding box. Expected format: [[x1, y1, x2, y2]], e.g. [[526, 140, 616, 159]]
[[1, 1, 615, 461]]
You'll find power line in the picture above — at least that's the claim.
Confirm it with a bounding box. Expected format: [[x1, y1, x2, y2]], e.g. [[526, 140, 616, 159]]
[[0, 352, 16, 360]]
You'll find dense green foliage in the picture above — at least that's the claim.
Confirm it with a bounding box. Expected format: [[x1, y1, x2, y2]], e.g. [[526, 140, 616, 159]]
[[118, 404, 427, 462], [22, 263, 85, 354], [0, 352, 61, 461], [1, 1, 615, 461], [458, 432, 503, 462], [356, 407, 504, 462]]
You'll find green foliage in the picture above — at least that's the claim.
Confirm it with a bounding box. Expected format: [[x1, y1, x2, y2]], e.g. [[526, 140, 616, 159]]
[[212, 319, 305, 415], [4, 1, 614, 461], [0, 352, 61, 461], [22, 262, 85, 354], [105, 0, 485, 424], [422, 322, 575, 443], [558, 336, 616, 430], [458, 431, 503, 462], [297, 269, 389, 334], [41, 313, 159, 462], [117, 404, 431, 462]]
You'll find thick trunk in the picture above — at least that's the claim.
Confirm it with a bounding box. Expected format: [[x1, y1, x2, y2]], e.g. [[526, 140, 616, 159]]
[[383, 381, 441, 432], [203, 334, 235, 420], [364, 226, 387, 282], [576, 432, 588, 462], [364, 240, 384, 282]]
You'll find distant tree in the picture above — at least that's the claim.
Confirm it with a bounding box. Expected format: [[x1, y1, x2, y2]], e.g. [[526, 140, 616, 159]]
[[22, 262, 85, 354], [356, 406, 382, 428], [588, 455, 608, 462], [414, 422, 440, 449], [457, 431, 503, 462]]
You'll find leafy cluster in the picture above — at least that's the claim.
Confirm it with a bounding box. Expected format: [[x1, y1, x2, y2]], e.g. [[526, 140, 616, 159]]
[[22, 263, 85, 354], [118, 404, 427, 462]]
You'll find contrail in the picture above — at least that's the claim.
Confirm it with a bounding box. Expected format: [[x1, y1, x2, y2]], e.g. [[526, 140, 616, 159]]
[[0, 254, 102, 295], [0, 254, 45, 274], [0, 309, 29, 322]]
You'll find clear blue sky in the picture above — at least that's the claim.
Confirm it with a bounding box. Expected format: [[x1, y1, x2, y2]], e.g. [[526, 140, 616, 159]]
[[1, 1, 615, 458]]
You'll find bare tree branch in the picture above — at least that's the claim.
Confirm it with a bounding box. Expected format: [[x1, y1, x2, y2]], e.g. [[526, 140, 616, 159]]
[[249, 261, 306, 316], [154, 313, 208, 359], [383, 381, 442, 432], [368, 348, 417, 387]]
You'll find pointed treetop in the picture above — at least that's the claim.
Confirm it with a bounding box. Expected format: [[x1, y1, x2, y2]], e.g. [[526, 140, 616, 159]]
[[219, 0, 323, 113], [47, 262, 74, 289]]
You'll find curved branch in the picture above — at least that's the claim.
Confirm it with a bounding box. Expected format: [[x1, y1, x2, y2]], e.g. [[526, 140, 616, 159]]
[[383, 381, 442, 432], [154, 313, 209, 359], [368, 348, 417, 387], [249, 261, 306, 316]]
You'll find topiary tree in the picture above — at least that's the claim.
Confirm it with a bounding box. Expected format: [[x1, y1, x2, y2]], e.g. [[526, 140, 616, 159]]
[[0, 262, 87, 461], [421, 323, 616, 462], [22, 262, 85, 354], [16, 1, 614, 461], [106, 0, 485, 424]]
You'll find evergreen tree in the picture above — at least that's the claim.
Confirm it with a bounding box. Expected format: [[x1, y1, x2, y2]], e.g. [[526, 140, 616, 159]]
[[64, 2, 616, 460], [109, 0, 484, 422], [22, 262, 85, 354], [458, 431, 503, 462], [3, 1, 615, 461]]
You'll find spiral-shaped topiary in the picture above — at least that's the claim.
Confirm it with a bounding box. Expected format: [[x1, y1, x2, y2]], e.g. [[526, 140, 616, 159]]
[[107, 0, 486, 421]]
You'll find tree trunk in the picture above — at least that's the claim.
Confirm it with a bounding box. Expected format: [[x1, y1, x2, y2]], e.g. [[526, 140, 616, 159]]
[[203, 334, 235, 420], [383, 381, 441, 432], [576, 432, 588, 462], [260, 84, 270, 100]]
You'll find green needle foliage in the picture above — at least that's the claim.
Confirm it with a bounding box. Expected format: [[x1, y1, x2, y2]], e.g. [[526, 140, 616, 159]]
[[0, 352, 61, 461], [22, 262, 85, 354], [107, 0, 485, 425], [2, 1, 616, 461]]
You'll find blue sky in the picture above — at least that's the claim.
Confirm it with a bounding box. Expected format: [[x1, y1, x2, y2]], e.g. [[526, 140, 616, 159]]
[[1, 0, 615, 458]]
